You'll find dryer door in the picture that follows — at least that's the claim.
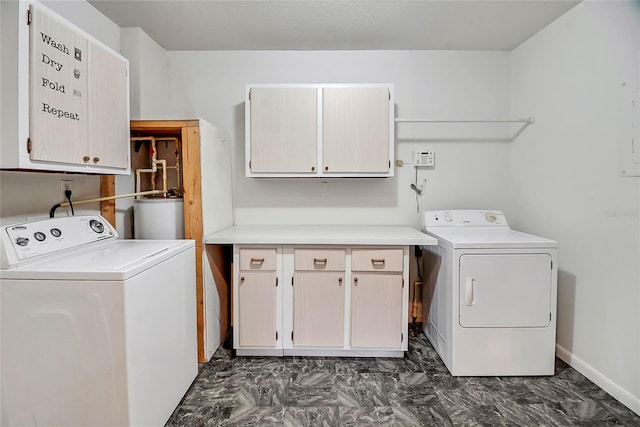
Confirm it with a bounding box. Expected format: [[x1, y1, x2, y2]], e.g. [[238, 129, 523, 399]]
[[459, 253, 552, 328]]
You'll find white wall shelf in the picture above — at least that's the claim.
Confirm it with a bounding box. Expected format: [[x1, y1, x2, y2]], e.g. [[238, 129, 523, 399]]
[[395, 117, 534, 124]]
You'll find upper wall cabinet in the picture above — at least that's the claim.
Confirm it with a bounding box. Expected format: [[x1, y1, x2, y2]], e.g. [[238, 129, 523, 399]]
[[245, 84, 394, 178], [0, 3, 130, 174]]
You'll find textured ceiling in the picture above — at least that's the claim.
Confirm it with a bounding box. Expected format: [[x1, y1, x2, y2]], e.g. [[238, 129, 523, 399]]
[[87, 0, 581, 51]]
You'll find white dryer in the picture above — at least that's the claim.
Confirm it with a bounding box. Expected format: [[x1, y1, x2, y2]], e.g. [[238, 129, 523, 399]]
[[0, 215, 197, 426], [421, 210, 558, 376]]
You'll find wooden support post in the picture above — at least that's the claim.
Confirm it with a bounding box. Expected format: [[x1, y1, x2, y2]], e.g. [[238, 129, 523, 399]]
[[182, 124, 207, 362], [100, 175, 116, 227]]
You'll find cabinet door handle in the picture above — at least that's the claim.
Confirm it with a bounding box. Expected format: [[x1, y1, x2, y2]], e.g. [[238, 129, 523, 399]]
[[250, 257, 265, 265], [354, 277, 358, 285], [338, 277, 343, 285], [93, 157, 100, 163], [83, 156, 90, 163], [311, 166, 315, 172], [371, 258, 386, 266], [313, 258, 327, 265], [240, 276, 245, 282], [324, 166, 329, 171]]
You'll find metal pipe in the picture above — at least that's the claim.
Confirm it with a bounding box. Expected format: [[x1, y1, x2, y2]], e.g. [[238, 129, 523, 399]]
[[411, 281, 422, 323], [154, 137, 181, 193], [132, 136, 172, 198], [151, 138, 157, 191], [175, 150, 181, 193], [157, 159, 167, 195]]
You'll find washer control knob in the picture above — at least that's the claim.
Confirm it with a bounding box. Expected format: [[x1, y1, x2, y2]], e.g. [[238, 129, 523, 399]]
[[16, 237, 29, 246], [50, 228, 62, 237], [34, 232, 46, 242], [89, 219, 105, 234], [485, 212, 497, 222], [444, 214, 453, 222]]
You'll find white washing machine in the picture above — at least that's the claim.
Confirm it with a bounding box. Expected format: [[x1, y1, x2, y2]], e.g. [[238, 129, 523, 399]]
[[421, 210, 558, 376], [0, 215, 197, 426]]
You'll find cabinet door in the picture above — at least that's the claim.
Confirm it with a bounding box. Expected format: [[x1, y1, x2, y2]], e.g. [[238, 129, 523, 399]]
[[249, 87, 317, 173], [351, 273, 402, 348], [87, 40, 129, 169], [29, 5, 89, 165], [238, 272, 278, 347], [293, 272, 344, 347], [322, 87, 390, 174]]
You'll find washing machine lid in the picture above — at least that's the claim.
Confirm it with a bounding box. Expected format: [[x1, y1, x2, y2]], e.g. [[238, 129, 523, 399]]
[[424, 226, 557, 249], [0, 240, 194, 281]]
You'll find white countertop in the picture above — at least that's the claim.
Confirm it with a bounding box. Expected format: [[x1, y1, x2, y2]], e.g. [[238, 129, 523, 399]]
[[205, 225, 437, 246]]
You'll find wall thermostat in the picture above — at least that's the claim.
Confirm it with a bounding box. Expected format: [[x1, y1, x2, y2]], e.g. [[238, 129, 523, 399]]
[[414, 150, 435, 167]]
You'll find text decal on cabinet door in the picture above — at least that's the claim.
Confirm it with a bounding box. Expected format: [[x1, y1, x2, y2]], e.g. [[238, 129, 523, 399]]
[[41, 103, 80, 121], [40, 32, 70, 54], [35, 29, 83, 122], [35, 31, 82, 120], [29, 4, 88, 164]]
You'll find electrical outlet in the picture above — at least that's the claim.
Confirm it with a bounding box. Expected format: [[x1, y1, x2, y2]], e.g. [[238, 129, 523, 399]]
[[60, 180, 72, 199]]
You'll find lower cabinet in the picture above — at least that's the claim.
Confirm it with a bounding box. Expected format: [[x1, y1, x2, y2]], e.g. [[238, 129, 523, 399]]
[[233, 244, 408, 357], [233, 247, 282, 355]]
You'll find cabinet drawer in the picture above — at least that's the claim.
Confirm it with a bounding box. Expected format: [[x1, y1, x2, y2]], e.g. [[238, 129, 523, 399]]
[[351, 249, 403, 272], [294, 248, 346, 271], [239, 248, 277, 271]]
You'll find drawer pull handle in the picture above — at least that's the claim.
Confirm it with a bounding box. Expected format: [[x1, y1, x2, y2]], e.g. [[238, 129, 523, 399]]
[[313, 258, 328, 265], [240, 276, 245, 282], [250, 257, 265, 265], [371, 258, 386, 266]]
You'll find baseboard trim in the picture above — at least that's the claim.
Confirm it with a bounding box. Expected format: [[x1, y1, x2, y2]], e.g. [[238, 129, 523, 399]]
[[556, 344, 640, 415]]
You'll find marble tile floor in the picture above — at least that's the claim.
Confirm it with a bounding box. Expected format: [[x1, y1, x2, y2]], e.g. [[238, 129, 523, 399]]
[[167, 325, 640, 426]]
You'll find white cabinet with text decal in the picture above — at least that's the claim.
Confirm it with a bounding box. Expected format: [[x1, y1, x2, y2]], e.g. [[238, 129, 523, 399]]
[[0, 2, 130, 174]]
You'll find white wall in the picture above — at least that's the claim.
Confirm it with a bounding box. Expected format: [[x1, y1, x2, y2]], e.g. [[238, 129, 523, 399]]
[[166, 50, 514, 228], [120, 27, 170, 120], [510, 0, 640, 414], [0, 0, 121, 225]]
